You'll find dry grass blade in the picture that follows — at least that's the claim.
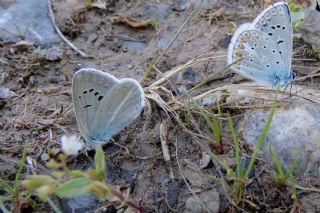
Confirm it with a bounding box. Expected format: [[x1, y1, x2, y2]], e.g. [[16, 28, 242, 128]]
[[147, 54, 226, 89]]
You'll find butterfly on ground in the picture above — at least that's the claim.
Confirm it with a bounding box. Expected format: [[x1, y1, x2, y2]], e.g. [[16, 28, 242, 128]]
[[72, 68, 144, 145], [227, 1, 295, 86]]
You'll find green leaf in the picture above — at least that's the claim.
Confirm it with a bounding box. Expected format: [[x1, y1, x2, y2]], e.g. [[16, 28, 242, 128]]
[[291, 11, 304, 23], [94, 145, 105, 180], [14, 145, 27, 190], [23, 175, 54, 190], [268, 142, 285, 178], [227, 113, 242, 177], [68, 170, 85, 178], [54, 178, 91, 198]]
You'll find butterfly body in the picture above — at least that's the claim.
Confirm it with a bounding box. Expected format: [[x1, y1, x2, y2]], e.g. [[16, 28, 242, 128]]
[[228, 2, 294, 86], [72, 68, 144, 145]]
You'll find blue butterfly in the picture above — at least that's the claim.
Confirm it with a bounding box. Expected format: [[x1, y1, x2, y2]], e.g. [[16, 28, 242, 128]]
[[72, 68, 144, 145], [228, 2, 294, 86]]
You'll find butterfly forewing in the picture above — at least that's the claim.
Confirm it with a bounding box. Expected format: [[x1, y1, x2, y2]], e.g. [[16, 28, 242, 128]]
[[89, 80, 144, 144], [72, 69, 117, 142], [253, 2, 293, 72]]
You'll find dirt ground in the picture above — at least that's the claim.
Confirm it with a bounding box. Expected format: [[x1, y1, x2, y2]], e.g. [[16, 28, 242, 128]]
[[1, 0, 320, 212]]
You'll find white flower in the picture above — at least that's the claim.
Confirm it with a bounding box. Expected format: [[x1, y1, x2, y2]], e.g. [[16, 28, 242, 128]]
[[60, 135, 84, 156]]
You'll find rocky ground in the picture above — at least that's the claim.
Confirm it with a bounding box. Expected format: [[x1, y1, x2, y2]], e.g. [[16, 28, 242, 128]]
[[1, 0, 320, 212]]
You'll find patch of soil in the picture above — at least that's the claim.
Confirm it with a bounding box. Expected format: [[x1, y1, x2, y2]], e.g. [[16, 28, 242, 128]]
[[1, 0, 320, 212]]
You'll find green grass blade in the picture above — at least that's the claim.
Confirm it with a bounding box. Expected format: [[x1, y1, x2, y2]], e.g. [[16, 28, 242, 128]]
[[244, 91, 278, 178], [227, 113, 242, 177], [14, 146, 27, 190], [47, 197, 62, 213], [285, 152, 299, 180], [0, 179, 14, 194], [268, 142, 285, 178]]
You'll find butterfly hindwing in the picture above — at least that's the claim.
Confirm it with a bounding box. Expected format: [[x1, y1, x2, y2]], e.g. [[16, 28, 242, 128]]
[[90, 79, 144, 144], [72, 68, 118, 143]]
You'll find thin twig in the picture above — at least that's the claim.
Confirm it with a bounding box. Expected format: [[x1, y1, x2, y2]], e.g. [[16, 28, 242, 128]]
[[153, 0, 204, 67], [48, 0, 88, 57]]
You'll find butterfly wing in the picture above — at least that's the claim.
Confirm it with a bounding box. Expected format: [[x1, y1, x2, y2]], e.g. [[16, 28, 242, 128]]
[[228, 27, 289, 85], [89, 79, 144, 144], [253, 2, 292, 72], [227, 2, 293, 86], [72, 68, 118, 143]]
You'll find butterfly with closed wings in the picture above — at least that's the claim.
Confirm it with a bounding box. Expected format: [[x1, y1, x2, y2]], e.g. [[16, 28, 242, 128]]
[[228, 1, 295, 86], [72, 68, 144, 145]]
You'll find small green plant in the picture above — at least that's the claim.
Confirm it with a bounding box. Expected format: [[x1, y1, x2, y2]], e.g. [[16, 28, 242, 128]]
[[0, 146, 33, 212], [23, 145, 144, 213], [140, 53, 158, 84], [287, 0, 302, 12], [312, 46, 320, 54], [197, 101, 223, 153], [84, 0, 92, 8], [268, 142, 299, 184], [287, 0, 304, 29], [150, 16, 160, 29], [14, 24, 30, 40], [209, 91, 278, 204]]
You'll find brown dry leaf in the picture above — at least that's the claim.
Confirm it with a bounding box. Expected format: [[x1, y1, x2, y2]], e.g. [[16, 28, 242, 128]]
[[115, 14, 153, 29], [14, 40, 34, 47]]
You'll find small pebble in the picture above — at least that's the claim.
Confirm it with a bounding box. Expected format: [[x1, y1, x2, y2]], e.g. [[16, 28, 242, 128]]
[[199, 152, 211, 169], [127, 64, 134, 69]]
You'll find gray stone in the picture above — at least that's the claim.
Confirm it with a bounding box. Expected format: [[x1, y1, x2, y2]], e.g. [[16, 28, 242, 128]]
[[199, 152, 211, 169], [0, 87, 16, 99], [59, 194, 99, 213], [165, 180, 180, 208], [175, 0, 219, 11], [299, 9, 320, 48], [241, 103, 320, 177], [231, 84, 320, 177], [122, 41, 147, 52], [182, 67, 196, 83], [185, 190, 219, 213], [300, 192, 320, 213], [0, 0, 60, 46], [199, 95, 218, 106]]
